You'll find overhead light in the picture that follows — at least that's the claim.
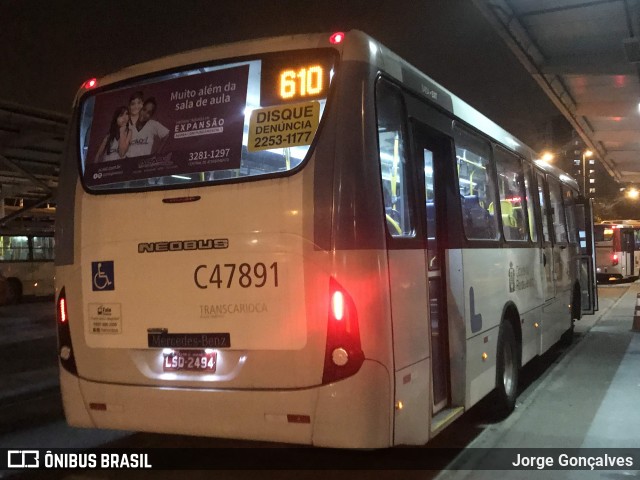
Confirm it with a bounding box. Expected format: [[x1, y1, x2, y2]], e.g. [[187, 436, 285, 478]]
[[540, 152, 554, 162]]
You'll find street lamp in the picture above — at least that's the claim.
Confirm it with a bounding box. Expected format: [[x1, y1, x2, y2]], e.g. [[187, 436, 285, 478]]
[[582, 150, 593, 196], [541, 152, 554, 162], [626, 187, 639, 200], [593, 187, 640, 219]]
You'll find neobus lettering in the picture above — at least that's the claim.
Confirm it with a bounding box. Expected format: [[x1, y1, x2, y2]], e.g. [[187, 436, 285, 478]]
[[256, 105, 315, 123], [138, 239, 228, 253]]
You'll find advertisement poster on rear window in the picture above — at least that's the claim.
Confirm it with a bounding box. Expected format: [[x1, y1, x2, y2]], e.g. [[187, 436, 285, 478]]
[[83, 65, 249, 186]]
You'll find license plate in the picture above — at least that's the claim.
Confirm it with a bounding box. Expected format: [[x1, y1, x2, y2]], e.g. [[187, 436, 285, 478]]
[[163, 350, 217, 372]]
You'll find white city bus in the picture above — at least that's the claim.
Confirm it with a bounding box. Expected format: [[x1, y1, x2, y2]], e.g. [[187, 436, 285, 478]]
[[55, 30, 597, 448], [594, 220, 640, 282], [0, 233, 55, 302]]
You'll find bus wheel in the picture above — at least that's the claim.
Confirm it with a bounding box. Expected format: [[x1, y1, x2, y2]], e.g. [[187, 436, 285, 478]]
[[494, 321, 519, 417], [7, 278, 22, 304]]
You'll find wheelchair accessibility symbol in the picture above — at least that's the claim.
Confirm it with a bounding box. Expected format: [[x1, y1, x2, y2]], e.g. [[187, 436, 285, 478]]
[[92, 261, 115, 291]]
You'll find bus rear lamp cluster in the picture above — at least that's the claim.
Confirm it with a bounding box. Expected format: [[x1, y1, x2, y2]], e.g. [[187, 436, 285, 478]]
[[612, 254, 619, 266], [60, 345, 72, 361], [322, 278, 365, 384], [83, 78, 98, 89], [57, 288, 78, 374], [329, 32, 345, 44], [58, 297, 67, 323]]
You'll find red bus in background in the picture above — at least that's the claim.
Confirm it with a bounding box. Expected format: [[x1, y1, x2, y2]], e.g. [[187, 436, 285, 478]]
[[595, 220, 640, 282]]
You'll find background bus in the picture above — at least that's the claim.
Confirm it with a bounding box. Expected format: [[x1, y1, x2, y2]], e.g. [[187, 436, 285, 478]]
[[594, 220, 640, 282], [0, 233, 55, 302], [56, 30, 597, 448]]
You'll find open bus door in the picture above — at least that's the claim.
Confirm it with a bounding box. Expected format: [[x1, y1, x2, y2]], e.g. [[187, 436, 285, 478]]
[[575, 197, 598, 314]]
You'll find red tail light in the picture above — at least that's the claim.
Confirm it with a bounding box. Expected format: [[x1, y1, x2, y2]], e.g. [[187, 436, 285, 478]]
[[331, 291, 345, 321], [322, 278, 364, 384], [612, 254, 619, 266], [57, 288, 77, 374], [83, 78, 98, 89], [58, 297, 68, 323], [329, 32, 345, 44]]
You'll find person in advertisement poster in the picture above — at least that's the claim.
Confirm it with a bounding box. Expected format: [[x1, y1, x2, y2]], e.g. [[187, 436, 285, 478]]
[[127, 96, 170, 158], [127, 91, 144, 130], [93, 106, 132, 163], [85, 64, 249, 185]]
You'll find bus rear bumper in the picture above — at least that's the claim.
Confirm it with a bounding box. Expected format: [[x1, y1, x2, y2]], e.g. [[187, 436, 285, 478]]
[[60, 359, 391, 448]]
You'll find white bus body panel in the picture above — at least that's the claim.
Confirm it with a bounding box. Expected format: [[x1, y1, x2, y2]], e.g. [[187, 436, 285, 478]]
[[60, 359, 391, 448], [79, 180, 306, 351], [461, 247, 568, 406], [387, 249, 431, 445], [393, 359, 431, 445]]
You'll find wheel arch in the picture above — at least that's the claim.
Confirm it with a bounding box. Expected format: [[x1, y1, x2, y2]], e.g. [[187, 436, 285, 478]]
[[500, 301, 522, 362]]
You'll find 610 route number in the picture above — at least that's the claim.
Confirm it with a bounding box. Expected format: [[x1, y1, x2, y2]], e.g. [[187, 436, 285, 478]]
[[194, 262, 279, 289]]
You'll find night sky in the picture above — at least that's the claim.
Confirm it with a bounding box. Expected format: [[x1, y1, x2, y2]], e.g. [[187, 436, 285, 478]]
[[1, 0, 563, 150]]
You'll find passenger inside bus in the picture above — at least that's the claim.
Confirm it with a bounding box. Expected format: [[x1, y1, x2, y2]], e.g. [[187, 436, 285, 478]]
[[462, 194, 495, 239], [383, 182, 402, 236]]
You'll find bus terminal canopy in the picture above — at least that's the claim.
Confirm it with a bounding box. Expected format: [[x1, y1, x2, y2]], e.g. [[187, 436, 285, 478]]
[[0, 101, 67, 234], [474, 0, 640, 184]]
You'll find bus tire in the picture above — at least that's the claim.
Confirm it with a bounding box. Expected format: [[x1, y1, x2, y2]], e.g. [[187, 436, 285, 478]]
[[494, 320, 519, 418], [7, 278, 22, 304]]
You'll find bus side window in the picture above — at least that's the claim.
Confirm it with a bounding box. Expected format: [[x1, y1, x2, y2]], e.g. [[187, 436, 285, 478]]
[[0, 235, 29, 261], [33, 236, 55, 261], [536, 172, 552, 243], [562, 187, 579, 245], [494, 147, 529, 241], [453, 126, 498, 240], [524, 163, 538, 242], [548, 177, 568, 243], [376, 79, 415, 238]]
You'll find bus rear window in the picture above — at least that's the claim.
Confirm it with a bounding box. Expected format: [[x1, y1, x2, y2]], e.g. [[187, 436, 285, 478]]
[[594, 225, 614, 242], [78, 49, 337, 191]]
